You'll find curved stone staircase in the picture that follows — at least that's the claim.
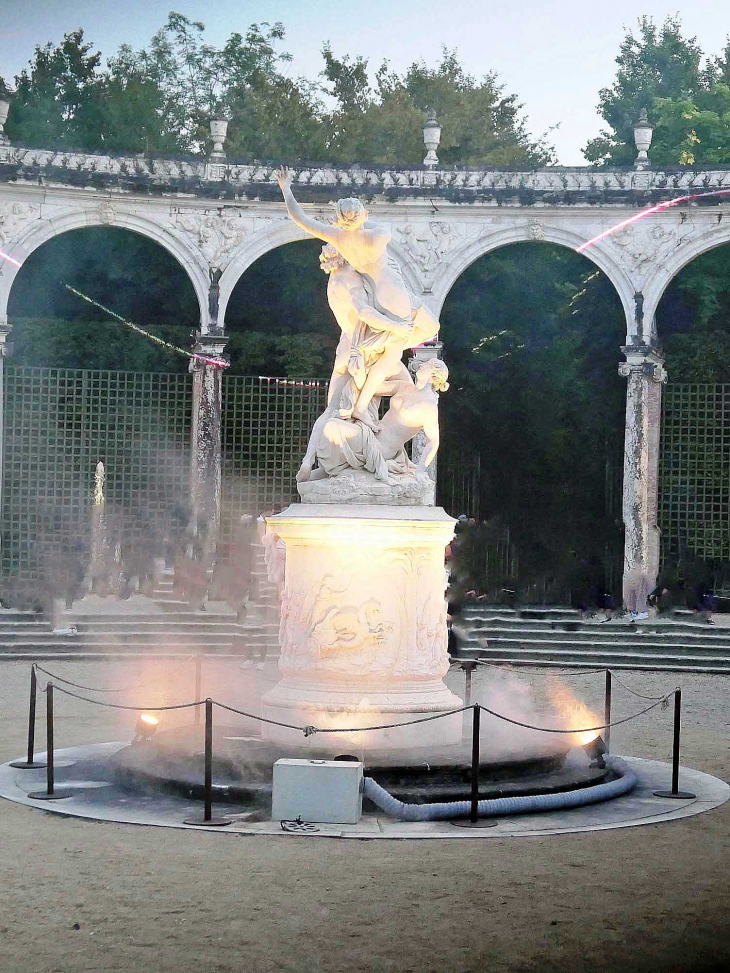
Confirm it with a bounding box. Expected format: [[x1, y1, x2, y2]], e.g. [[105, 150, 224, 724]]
[[456, 605, 730, 673], [0, 543, 281, 660]]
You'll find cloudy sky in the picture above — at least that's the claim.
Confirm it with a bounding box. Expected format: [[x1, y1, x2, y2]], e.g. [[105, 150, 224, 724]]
[[1, 1, 727, 164]]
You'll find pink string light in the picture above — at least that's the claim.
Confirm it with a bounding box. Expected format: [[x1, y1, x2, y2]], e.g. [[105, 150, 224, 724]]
[[576, 188, 730, 253], [63, 283, 229, 368], [0, 249, 22, 268]]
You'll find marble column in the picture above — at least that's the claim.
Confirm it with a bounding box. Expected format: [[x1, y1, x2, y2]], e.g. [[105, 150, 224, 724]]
[[619, 344, 667, 607], [189, 333, 228, 552]]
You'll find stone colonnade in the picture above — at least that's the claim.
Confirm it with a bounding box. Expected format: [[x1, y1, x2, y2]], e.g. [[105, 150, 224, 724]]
[[1, 158, 730, 597]]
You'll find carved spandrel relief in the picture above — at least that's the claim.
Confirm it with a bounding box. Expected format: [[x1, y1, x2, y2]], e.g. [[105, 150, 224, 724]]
[[0, 201, 40, 247], [169, 209, 249, 268], [396, 221, 463, 280], [606, 217, 709, 286]]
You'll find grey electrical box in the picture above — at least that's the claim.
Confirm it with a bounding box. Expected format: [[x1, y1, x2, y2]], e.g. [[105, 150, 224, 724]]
[[271, 758, 364, 824]]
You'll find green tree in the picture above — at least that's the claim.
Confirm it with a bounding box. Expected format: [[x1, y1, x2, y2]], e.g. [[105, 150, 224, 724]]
[[440, 244, 626, 586], [322, 46, 553, 165], [6, 30, 106, 147], [583, 16, 713, 165], [116, 13, 326, 158]]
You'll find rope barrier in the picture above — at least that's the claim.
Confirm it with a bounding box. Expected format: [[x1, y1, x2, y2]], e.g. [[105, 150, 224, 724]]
[[471, 658, 607, 677], [477, 691, 677, 735], [606, 670, 672, 701], [34, 657, 195, 694], [212, 699, 313, 732], [31, 663, 678, 739], [468, 659, 674, 701], [46, 683, 204, 712]]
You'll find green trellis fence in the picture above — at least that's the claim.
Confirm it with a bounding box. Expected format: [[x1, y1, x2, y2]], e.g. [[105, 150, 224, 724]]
[[659, 383, 730, 590], [1, 366, 727, 595], [0, 366, 328, 593]]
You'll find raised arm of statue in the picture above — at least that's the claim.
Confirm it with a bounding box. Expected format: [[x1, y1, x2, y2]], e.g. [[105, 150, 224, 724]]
[[276, 166, 344, 248]]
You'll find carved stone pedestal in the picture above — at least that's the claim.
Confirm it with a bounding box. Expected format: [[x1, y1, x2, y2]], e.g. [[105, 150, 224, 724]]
[[261, 504, 462, 750]]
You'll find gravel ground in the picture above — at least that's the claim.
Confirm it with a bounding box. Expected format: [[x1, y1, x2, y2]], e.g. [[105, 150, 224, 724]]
[[1, 657, 729, 973]]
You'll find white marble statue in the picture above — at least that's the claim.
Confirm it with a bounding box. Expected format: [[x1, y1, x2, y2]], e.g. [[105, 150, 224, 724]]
[[277, 168, 445, 498], [315, 358, 448, 482], [276, 167, 440, 429], [297, 358, 448, 505]]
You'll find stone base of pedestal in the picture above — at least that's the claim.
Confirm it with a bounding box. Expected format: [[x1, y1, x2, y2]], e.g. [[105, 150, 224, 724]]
[[261, 504, 461, 751], [262, 679, 464, 750]]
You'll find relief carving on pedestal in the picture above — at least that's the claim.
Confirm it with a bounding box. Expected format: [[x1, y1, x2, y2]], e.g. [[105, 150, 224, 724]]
[[385, 547, 449, 678], [279, 574, 395, 676]]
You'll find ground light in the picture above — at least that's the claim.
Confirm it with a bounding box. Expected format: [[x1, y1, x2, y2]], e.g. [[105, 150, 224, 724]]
[[583, 735, 608, 769], [133, 714, 159, 744]]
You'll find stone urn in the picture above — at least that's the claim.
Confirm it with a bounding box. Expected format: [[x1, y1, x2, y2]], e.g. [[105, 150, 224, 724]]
[[209, 115, 229, 160], [0, 99, 10, 145]]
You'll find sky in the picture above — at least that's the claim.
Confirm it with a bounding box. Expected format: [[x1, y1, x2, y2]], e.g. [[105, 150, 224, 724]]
[[1, 1, 728, 165]]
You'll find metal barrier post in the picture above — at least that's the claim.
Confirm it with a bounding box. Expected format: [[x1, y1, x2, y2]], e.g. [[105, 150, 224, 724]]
[[10, 665, 46, 769], [28, 683, 72, 800], [470, 703, 480, 822], [183, 699, 232, 826], [461, 661, 477, 707], [451, 704, 498, 829], [604, 670, 612, 752], [194, 656, 202, 725], [653, 689, 696, 800]]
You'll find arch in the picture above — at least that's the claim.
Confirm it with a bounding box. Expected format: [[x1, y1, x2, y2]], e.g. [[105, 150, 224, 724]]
[[0, 207, 211, 331], [218, 221, 310, 328], [429, 223, 636, 341], [642, 222, 730, 328]]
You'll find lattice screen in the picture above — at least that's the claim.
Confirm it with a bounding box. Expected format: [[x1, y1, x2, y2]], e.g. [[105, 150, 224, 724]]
[[659, 384, 730, 562], [220, 376, 329, 553], [2, 366, 192, 585]]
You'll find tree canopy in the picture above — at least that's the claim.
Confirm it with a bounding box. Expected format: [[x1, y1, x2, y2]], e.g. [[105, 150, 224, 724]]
[[584, 16, 730, 166], [2, 12, 551, 165]]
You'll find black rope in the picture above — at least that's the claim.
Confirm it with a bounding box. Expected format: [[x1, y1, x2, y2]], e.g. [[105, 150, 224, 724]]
[[306, 705, 473, 735], [607, 670, 671, 701], [38, 668, 678, 738], [46, 683, 204, 712], [34, 657, 194, 694], [471, 659, 607, 677], [477, 691, 676, 735], [213, 699, 311, 732]]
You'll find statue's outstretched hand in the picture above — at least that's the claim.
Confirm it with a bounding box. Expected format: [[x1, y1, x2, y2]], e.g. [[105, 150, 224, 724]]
[[276, 166, 292, 192]]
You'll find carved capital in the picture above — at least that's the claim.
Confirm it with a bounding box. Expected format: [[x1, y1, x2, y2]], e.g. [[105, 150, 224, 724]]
[[618, 355, 667, 383]]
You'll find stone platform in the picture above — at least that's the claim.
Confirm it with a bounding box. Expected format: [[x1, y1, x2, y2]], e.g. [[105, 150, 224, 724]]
[[2, 742, 727, 840], [108, 722, 595, 807]]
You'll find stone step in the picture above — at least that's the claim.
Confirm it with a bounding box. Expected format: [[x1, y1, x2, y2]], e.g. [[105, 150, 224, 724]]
[[461, 647, 730, 674], [458, 637, 730, 669], [463, 634, 730, 654], [463, 625, 730, 645], [0, 639, 240, 653]]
